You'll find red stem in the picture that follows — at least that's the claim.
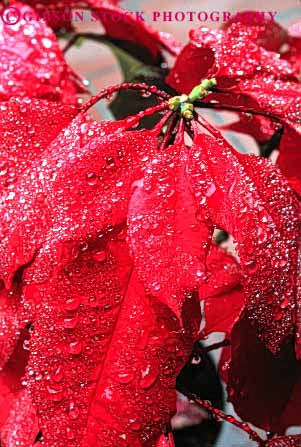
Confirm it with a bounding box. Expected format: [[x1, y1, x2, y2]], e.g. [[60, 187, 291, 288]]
[[175, 118, 185, 145], [195, 114, 241, 155], [153, 111, 173, 134], [82, 82, 170, 113], [162, 423, 176, 447], [196, 114, 226, 141], [178, 388, 265, 447], [167, 432, 176, 447], [160, 113, 178, 149], [122, 103, 169, 130]]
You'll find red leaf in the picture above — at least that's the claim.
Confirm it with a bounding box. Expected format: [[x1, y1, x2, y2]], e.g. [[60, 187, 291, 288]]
[[0, 114, 156, 286], [1, 389, 39, 447], [128, 141, 209, 321], [0, 3, 82, 103], [223, 11, 288, 52], [278, 374, 301, 431], [0, 101, 201, 444], [218, 113, 275, 145], [199, 245, 244, 337], [223, 11, 301, 71], [0, 103, 200, 444], [0, 330, 39, 445], [200, 77, 301, 148], [166, 24, 297, 94], [0, 287, 22, 369], [26, 235, 198, 446], [208, 79, 301, 189], [277, 127, 301, 196], [225, 316, 301, 432], [226, 77, 301, 129], [188, 132, 300, 355], [213, 79, 301, 195], [284, 35, 301, 72], [0, 97, 79, 193], [199, 245, 241, 300], [202, 288, 244, 337], [0, 98, 79, 370], [156, 433, 175, 447]]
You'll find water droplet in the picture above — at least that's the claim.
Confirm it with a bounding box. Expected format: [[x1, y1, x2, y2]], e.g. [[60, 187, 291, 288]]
[[139, 365, 158, 389], [221, 361, 230, 372], [68, 402, 80, 420], [63, 315, 79, 329], [52, 367, 64, 383], [151, 281, 161, 292], [47, 386, 63, 402], [117, 372, 135, 384], [280, 298, 289, 309], [80, 123, 89, 134], [145, 396, 153, 405], [206, 183, 216, 197], [101, 387, 113, 400], [23, 339, 30, 351], [86, 172, 98, 186], [245, 260, 257, 274], [275, 310, 283, 321], [79, 241, 88, 252], [191, 355, 202, 365], [93, 251, 107, 262], [129, 419, 141, 431], [41, 38, 53, 48], [64, 297, 81, 311], [69, 341, 83, 355], [0, 163, 8, 176], [89, 296, 98, 308], [196, 269, 205, 278], [257, 227, 268, 244], [141, 90, 152, 98], [66, 427, 75, 440], [105, 156, 115, 166]]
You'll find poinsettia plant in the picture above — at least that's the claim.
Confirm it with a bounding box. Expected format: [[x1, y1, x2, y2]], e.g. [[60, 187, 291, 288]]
[[0, 1, 301, 446]]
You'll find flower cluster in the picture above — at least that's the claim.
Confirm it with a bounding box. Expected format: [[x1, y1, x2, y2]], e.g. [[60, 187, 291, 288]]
[[0, 2, 301, 446]]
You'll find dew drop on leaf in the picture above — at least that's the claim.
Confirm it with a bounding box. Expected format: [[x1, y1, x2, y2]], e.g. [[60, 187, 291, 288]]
[[64, 297, 81, 311], [93, 251, 107, 263], [139, 365, 159, 389], [116, 372, 135, 384], [52, 367, 64, 383], [86, 172, 98, 186], [63, 315, 79, 329], [69, 341, 83, 355], [68, 403, 80, 420], [47, 386, 63, 402]]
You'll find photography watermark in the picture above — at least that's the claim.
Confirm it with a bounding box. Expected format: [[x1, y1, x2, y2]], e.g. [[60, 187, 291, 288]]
[[151, 10, 278, 23], [0, 6, 279, 26]]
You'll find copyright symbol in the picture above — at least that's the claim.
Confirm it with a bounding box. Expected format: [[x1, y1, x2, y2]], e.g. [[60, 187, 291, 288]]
[[1, 6, 21, 25]]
